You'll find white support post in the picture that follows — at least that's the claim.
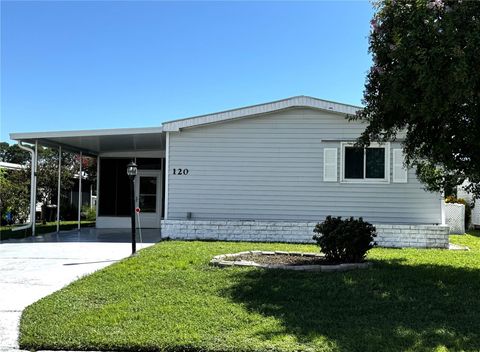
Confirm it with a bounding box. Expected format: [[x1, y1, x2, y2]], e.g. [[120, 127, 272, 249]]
[[164, 132, 170, 220], [33, 140, 38, 236], [96, 157, 100, 218], [78, 151, 82, 231], [56, 146, 62, 233]]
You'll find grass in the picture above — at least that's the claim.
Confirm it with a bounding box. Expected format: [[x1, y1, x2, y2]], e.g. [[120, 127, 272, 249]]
[[19, 231, 480, 352], [0, 220, 95, 241]]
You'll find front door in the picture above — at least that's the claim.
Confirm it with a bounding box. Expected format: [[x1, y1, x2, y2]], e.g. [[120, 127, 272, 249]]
[[135, 170, 162, 228]]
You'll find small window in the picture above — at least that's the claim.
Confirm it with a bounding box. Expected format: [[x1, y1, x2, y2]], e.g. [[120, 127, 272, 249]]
[[341, 143, 389, 183]]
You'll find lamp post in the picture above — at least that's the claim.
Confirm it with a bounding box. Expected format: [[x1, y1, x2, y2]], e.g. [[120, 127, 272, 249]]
[[127, 161, 138, 255]]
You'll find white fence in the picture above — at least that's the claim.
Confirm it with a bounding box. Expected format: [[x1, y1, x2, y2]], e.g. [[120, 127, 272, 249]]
[[457, 181, 480, 227], [445, 202, 465, 234], [473, 199, 480, 227]]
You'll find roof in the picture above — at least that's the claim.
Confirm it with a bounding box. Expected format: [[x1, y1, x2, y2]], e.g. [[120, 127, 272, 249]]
[[10, 127, 165, 156], [162, 95, 363, 131], [9, 96, 362, 152]]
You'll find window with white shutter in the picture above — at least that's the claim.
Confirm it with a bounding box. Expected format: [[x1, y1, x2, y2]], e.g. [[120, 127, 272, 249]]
[[323, 148, 338, 182], [340, 142, 390, 183], [393, 149, 408, 183]]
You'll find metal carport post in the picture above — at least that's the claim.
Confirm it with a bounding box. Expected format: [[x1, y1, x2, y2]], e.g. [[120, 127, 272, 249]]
[[78, 151, 82, 231], [56, 146, 61, 233]]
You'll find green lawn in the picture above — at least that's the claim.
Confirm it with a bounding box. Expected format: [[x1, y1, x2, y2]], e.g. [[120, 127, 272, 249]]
[[0, 220, 95, 241], [20, 231, 480, 352]]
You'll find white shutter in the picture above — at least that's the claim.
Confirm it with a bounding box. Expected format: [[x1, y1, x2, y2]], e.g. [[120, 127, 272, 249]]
[[323, 148, 338, 182], [393, 149, 408, 183]]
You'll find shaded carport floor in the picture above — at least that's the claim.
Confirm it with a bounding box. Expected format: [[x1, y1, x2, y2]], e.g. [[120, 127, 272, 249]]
[[0, 228, 162, 351]]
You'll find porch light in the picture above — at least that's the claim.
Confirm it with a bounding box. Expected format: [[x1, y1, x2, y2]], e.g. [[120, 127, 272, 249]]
[[127, 161, 138, 178], [127, 161, 137, 255]]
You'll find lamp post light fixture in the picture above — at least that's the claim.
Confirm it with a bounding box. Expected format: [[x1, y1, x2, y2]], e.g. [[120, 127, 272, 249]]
[[127, 161, 138, 255]]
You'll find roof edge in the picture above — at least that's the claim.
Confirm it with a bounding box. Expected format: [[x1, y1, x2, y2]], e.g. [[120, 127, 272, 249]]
[[10, 126, 164, 141], [162, 95, 363, 132]]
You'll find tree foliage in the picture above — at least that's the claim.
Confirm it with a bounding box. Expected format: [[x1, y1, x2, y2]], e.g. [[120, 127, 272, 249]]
[[352, 0, 480, 196], [0, 168, 30, 224], [36, 148, 76, 206], [0, 142, 29, 164], [0, 142, 97, 223]]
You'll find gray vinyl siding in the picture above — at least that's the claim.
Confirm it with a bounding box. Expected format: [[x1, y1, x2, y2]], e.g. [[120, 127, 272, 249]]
[[167, 107, 441, 224]]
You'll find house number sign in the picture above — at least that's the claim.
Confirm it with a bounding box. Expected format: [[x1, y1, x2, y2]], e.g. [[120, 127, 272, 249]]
[[172, 168, 189, 175]]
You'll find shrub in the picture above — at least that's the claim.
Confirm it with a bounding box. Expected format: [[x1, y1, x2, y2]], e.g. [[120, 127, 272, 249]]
[[82, 206, 96, 221], [445, 196, 472, 229], [313, 216, 376, 263]]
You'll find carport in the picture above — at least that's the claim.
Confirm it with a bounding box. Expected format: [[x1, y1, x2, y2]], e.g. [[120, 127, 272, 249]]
[[10, 127, 166, 235]]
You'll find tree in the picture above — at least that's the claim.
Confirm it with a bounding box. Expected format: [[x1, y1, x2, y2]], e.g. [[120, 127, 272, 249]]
[[36, 147, 76, 208], [0, 142, 29, 164], [0, 141, 97, 223], [0, 168, 30, 224], [36, 148, 97, 221], [352, 0, 480, 196]]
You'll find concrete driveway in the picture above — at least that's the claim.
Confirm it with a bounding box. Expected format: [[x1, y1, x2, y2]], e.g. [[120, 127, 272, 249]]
[[0, 228, 161, 351]]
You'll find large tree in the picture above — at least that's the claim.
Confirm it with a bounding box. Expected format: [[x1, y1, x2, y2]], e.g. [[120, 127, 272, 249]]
[[353, 0, 480, 196]]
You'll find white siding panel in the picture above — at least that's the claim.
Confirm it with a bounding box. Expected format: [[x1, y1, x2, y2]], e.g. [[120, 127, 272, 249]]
[[167, 108, 441, 224]]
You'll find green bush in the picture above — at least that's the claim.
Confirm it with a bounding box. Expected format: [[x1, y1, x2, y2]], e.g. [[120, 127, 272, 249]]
[[445, 196, 472, 229], [313, 216, 376, 263], [81, 206, 96, 221]]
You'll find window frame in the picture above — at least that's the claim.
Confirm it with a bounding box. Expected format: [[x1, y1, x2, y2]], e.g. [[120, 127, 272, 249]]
[[340, 142, 390, 184]]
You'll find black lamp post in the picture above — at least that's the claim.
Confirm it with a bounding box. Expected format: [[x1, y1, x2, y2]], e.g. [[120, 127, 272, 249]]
[[127, 161, 138, 255]]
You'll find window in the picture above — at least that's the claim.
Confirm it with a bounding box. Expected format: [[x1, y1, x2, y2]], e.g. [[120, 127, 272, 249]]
[[341, 142, 390, 183]]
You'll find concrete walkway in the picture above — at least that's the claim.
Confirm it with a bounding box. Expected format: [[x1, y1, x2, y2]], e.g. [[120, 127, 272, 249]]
[[0, 228, 161, 351]]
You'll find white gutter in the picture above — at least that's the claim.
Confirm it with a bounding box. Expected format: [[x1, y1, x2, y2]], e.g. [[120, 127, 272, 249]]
[[12, 141, 37, 234]]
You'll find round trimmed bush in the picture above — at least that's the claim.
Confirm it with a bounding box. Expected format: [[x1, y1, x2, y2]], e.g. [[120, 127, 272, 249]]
[[313, 216, 377, 263]]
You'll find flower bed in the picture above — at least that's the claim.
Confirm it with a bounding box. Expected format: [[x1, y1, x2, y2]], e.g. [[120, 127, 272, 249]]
[[211, 251, 372, 272]]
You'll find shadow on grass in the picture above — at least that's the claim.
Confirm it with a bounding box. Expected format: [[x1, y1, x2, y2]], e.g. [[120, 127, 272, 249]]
[[468, 229, 480, 238], [223, 259, 480, 352]]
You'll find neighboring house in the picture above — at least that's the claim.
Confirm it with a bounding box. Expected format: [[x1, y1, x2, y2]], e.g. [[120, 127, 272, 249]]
[[10, 96, 449, 247]]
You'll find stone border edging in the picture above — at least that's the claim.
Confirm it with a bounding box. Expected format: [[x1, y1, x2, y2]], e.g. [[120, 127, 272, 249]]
[[210, 251, 372, 272]]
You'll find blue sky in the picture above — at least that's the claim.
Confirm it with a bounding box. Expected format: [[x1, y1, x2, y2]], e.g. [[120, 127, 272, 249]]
[[1, 1, 374, 142]]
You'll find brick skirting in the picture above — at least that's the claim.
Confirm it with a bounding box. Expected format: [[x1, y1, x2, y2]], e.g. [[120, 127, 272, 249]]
[[161, 220, 449, 249]]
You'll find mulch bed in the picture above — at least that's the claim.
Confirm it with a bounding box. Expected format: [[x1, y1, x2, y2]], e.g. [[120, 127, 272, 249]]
[[228, 253, 333, 266]]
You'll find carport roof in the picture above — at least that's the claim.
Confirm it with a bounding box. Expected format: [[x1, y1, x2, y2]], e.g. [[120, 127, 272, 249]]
[[10, 127, 165, 156]]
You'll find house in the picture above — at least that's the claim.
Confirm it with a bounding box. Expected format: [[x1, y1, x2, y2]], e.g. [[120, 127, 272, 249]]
[[10, 96, 449, 247]]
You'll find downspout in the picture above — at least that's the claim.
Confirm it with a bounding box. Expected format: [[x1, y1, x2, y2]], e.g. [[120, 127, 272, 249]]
[[12, 141, 36, 233]]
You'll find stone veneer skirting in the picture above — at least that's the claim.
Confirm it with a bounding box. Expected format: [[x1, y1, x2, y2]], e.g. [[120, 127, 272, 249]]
[[161, 220, 450, 249]]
